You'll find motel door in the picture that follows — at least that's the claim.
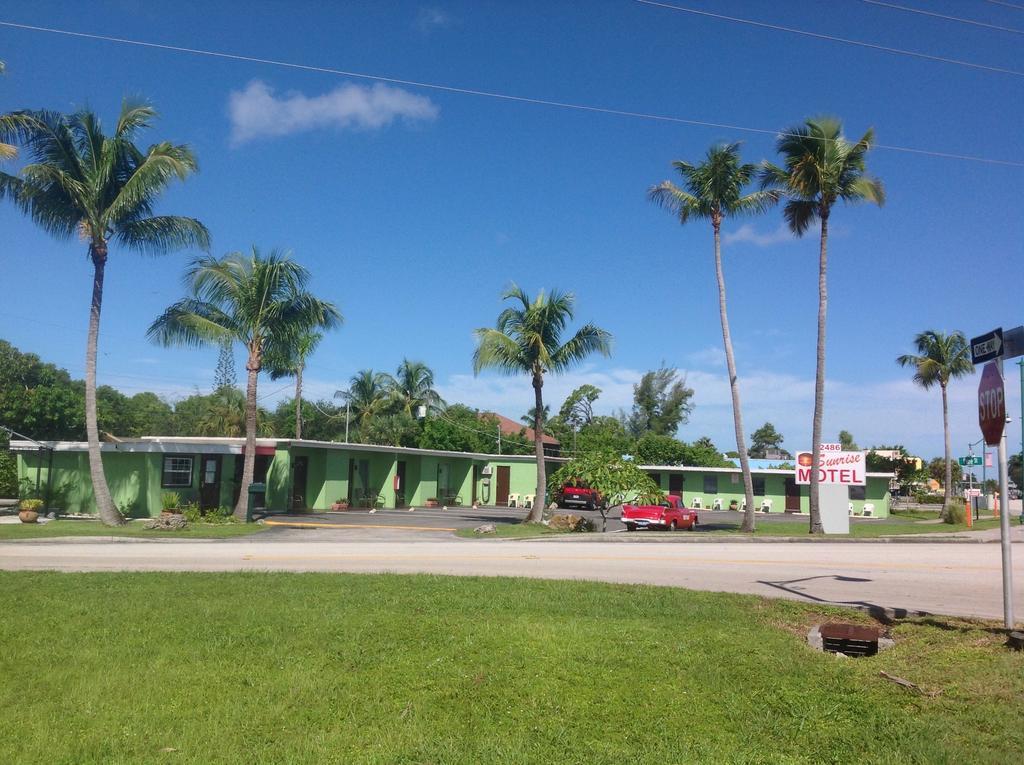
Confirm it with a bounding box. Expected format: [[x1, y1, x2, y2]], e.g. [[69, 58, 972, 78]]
[[395, 461, 407, 507], [784, 477, 801, 512], [668, 474, 683, 500], [199, 455, 222, 510], [495, 466, 510, 507], [292, 456, 308, 510]]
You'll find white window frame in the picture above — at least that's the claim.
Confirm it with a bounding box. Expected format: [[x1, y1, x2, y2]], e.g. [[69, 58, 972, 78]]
[[162, 456, 194, 488]]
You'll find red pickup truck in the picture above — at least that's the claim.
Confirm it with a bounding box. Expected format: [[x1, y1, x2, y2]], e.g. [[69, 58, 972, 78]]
[[558, 482, 604, 511], [621, 494, 698, 531]]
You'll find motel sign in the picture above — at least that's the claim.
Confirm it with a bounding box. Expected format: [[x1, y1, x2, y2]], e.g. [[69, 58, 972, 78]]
[[795, 443, 866, 486]]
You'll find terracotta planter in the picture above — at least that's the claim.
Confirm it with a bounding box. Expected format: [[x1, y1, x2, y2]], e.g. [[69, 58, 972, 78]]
[[18, 509, 39, 524], [331, 502, 350, 511]]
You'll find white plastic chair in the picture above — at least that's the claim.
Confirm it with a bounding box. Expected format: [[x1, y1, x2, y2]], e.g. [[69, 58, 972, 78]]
[[848, 502, 855, 516], [691, 497, 702, 509], [761, 499, 772, 513], [862, 503, 875, 517], [712, 498, 723, 511], [523, 494, 535, 509], [507, 493, 520, 508]]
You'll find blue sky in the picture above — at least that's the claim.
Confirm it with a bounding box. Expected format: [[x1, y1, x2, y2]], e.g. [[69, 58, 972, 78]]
[[1, 0, 1022, 458]]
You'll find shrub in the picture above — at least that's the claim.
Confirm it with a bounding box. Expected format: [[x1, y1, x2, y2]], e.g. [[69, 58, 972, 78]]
[[914, 494, 946, 505], [182, 502, 236, 524], [945, 503, 966, 525], [181, 502, 202, 523], [161, 492, 181, 512]]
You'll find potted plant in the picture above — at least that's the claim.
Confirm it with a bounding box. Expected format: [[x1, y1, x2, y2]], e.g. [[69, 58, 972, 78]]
[[729, 499, 739, 511], [425, 497, 439, 508], [331, 498, 350, 511], [161, 492, 181, 515], [18, 498, 43, 524]]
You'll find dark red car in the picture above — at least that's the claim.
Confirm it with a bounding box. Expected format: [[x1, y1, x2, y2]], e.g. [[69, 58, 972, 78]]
[[621, 494, 697, 531], [558, 482, 604, 511]]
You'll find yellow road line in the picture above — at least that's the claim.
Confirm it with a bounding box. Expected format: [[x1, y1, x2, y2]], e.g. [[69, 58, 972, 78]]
[[263, 520, 457, 532]]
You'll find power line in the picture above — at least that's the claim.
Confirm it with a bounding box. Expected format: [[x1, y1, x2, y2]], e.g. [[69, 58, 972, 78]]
[[0, 19, 1020, 168], [634, 0, 1024, 76], [983, 0, 1024, 11], [862, 0, 1024, 34]]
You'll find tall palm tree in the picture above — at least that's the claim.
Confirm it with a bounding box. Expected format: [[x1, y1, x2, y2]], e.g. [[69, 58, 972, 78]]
[[0, 102, 208, 526], [0, 62, 18, 162], [897, 331, 973, 520], [761, 118, 884, 534], [521, 404, 549, 428], [473, 284, 612, 522], [649, 142, 778, 533], [389, 359, 445, 417], [266, 331, 324, 439], [148, 248, 340, 521], [342, 369, 394, 439]]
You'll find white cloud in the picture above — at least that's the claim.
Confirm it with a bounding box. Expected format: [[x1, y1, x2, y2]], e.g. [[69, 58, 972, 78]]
[[228, 80, 439, 145], [686, 346, 726, 368], [417, 6, 452, 32], [722, 223, 797, 247]]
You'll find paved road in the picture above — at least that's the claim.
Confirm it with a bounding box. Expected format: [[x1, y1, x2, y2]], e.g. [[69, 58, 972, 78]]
[[1, 531, 1020, 621]]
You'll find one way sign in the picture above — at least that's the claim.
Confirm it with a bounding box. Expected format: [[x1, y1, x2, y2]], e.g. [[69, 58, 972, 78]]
[[971, 328, 1003, 365]]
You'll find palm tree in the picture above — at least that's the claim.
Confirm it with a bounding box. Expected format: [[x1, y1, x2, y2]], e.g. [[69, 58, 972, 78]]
[[897, 331, 973, 520], [389, 359, 445, 417], [0, 62, 18, 162], [521, 404, 549, 428], [266, 331, 324, 439], [0, 102, 208, 526], [473, 284, 612, 522], [342, 369, 394, 439], [148, 248, 340, 521], [761, 118, 884, 534], [649, 142, 778, 533]]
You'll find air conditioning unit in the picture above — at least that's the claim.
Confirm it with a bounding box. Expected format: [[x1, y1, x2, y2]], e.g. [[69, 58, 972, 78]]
[[481, 465, 493, 476]]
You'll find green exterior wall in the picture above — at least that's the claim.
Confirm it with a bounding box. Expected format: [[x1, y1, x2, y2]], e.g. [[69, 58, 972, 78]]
[[16, 444, 891, 519]]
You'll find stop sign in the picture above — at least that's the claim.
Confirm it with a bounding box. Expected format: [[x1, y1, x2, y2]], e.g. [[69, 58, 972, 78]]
[[978, 362, 1005, 446]]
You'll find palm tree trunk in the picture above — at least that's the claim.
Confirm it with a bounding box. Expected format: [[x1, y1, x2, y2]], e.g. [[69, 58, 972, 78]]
[[295, 362, 303, 440], [529, 372, 546, 523], [234, 348, 260, 522], [941, 381, 952, 521], [714, 219, 756, 533], [809, 210, 829, 535], [85, 243, 124, 526]]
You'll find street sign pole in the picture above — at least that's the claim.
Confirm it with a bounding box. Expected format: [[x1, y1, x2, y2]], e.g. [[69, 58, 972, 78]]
[[996, 357, 1015, 629], [966, 452, 974, 529]]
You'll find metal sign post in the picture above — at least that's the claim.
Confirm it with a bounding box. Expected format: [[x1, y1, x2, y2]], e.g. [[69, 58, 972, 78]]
[[973, 327, 1019, 631]]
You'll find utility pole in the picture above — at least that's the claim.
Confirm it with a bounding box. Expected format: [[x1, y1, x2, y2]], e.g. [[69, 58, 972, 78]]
[[497, 424, 502, 455]]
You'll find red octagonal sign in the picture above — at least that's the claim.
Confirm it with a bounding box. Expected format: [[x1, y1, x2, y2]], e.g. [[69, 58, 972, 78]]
[[978, 362, 1005, 446]]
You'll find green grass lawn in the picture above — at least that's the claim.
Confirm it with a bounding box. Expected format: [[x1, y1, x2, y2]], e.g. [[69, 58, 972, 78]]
[[0, 518, 269, 540], [0, 573, 1020, 764]]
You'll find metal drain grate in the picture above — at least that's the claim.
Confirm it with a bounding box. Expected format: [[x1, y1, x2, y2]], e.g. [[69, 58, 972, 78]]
[[819, 623, 880, 657]]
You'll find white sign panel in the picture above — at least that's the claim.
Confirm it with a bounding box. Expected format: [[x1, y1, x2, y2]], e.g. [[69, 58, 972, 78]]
[[795, 443, 866, 486]]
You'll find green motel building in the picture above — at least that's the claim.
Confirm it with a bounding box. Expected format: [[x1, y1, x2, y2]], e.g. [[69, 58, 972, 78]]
[[12, 436, 894, 519]]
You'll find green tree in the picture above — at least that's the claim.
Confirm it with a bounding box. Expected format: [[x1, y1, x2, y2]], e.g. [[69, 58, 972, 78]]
[[649, 142, 778, 533], [0, 102, 209, 526], [265, 331, 324, 440], [634, 433, 686, 466], [364, 411, 420, 447], [148, 248, 340, 521], [521, 404, 550, 428], [272, 398, 345, 442], [388, 359, 445, 418], [624, 366, 694, 438], [473, 285, 612, 521], [681, 437, 735, 468], [838, 430, 859, 451], [1009, 454, 1022, 493], [762, 117, 884, 534], [213, 341, 237, 391], [574, 416, 634, 458], [897, 330, 973, 519], [418, 405, 504, 454], [0, 340, 84, 440], [547, 451, 662, 532], [750, 422, 786, 459], [341, 369, 394, 442], [0, 430, 18, 498], [927, 456, 962, 489]]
